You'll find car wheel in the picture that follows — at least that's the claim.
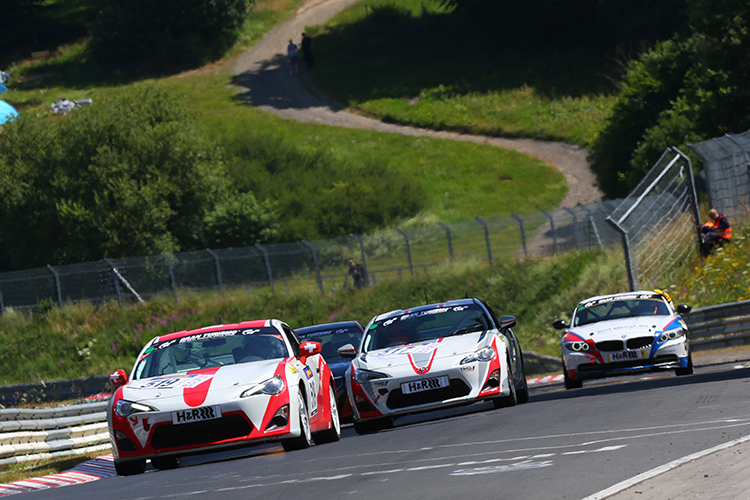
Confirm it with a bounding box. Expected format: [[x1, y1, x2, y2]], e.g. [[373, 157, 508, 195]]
[[114, 459, 146, 476], [282, 390, 312, 451], [563, 362, 583, 389], [353, 416, 393, 435], [151, 456, 180, 470], [675, 352, 694, 376], [493, 364, 517, 409], [313, 384, 341, 444], [516, 373, 530, 404]]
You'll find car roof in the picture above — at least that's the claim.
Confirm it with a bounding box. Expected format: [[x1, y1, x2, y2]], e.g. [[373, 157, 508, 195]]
[[373, 298, 481, 323], [296, 321, 363, 334], [156, 319, 273, 343]]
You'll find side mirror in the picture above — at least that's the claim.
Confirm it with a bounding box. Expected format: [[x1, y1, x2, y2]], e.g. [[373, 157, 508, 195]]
[[299, 341, 321, 363], [552, 319, 569, 330], [338, 343, 357, 359], [499, 315, 516, 330], [109, 369, 128, 388], [676, 304, 692, 315]]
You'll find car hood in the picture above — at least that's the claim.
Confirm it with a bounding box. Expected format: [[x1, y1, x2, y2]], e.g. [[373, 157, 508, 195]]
[[359, 332, 491, 370], [569, 315, 678, 341], [122, 360, 282, 409]]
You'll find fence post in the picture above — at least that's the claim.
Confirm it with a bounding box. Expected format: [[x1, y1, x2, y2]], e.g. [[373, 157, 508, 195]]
[[563, 207, 580, 249], [606, 217, 638, 291], [437, 223, 454, 261], [161, 253, 179, 305], [474, 217, 493, 265], [395, 229, 414, 277], [576, 203, 603, 249], [510, 214, 527, 257], [540, 210, 558, 255], [47, 265, 63, 308], [349, 234, 370, 285], [206, 249, 224, 297], [255, 243, 274, 293], [302, 240, 324, 294]]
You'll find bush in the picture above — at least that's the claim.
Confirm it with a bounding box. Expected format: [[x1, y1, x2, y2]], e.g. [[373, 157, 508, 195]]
[[0, 85, 235, 270], [93, 0, 249, 67]]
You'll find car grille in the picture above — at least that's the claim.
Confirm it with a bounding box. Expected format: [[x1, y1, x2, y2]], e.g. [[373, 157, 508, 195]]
[[626, 336, 654, 349], [151, 414, 252, 450], [595, 340, 624, 351], [577, 354, 679, 372], [386, 379, 471, 410]]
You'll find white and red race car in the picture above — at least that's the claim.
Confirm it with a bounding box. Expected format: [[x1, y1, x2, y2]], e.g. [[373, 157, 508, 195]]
[[340, 298, 528, 434], [107, 319, 340, 476], [553, 290, 693, 389]]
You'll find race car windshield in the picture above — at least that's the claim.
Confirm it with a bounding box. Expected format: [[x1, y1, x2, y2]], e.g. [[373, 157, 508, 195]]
[[573, 299, 670, 327], [132, 329, 288, 380], [296, 325, 363, 361], [362, 304, 490, 353]]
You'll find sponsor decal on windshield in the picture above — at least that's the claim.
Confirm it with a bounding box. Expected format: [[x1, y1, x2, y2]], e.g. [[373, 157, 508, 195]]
[[131, 374, 212, 390], [370, 342, 441, 357], [578, 294, 660, 309]]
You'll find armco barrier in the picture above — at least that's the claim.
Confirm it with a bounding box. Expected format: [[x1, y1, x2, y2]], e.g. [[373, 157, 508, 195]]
[[0, 402, 111, 469], [685, 300, 750, 351]]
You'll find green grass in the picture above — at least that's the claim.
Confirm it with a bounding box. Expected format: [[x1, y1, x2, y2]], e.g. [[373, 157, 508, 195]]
[[305, 0, 616, 146]]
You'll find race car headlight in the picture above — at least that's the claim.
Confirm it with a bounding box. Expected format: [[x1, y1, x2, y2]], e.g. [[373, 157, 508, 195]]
[[461, 346, 496, 364], [353, 368, 388, 385], [564, 341, 590, 352], [659, 330, 686, 343], [114, 400, 156, 418], [241, 376, 285, 398]]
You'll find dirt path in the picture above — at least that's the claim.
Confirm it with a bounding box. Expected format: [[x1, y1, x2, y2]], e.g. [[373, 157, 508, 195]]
[[233, 0, 603, 207]]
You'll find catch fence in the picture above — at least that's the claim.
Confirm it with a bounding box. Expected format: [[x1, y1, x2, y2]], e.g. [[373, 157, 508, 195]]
[[0, 200, 623, 312]]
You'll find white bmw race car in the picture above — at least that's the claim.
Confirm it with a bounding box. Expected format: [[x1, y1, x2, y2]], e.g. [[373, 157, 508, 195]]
[[340, 298, 528, 434], [107, 319, 340, 476], [553, 290, 693, 389]]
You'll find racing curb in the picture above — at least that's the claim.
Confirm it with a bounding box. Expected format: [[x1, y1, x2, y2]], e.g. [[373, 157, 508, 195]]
[[0, 454, 116, 497]]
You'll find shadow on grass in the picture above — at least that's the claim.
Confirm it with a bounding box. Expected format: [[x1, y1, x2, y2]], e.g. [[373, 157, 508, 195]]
[[310, 5, 620, 103]]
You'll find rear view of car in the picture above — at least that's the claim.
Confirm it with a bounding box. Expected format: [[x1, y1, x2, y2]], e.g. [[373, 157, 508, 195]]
[[296, 321, 364, 422], [553, 290, 693, 389], [342, 298, 528, 434]]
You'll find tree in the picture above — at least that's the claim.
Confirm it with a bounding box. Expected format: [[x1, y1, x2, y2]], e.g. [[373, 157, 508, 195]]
[[0, 85, 251, 270], [93, 0, 249, 66]]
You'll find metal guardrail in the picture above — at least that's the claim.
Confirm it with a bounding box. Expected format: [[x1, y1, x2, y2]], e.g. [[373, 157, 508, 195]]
[[685, 300, 750, 351], [0, 402, 110, 469]]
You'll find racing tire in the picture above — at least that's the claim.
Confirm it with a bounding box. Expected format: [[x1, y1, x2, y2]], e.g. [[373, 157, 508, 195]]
[[353, 416, 393, 435], [493, 365, 517, 409], [151, 456, 180, 470], [282, 390, 312, 451], [675, 353, 694, 376], [114, 459, 146, 476], [313, 384, 341, 445], [516, 373, 530, 404], [563, 364, 583, 390]]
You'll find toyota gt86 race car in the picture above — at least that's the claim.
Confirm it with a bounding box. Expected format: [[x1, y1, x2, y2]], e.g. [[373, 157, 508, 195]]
[[553, 290, 693, 389], [107, 319, 340, 476], [340, 298, 528, 434]]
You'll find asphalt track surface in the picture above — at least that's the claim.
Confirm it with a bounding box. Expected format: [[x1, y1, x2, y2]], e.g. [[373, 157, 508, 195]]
[[233, 0, 603, 209], [16, 357, 750, 500]]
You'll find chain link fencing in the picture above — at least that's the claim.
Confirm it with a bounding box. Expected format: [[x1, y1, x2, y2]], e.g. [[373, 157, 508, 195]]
[[606, 148, 701, 291], [0, 199, 627, 313], [689, 129, 750, 225]]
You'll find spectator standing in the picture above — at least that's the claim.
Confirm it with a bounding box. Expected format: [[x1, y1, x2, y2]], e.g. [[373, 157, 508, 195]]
[[287, 40, 299, 74], [347, 259, 366, 289], [699, 208, 732, 257], [301, 33, 316, 68]]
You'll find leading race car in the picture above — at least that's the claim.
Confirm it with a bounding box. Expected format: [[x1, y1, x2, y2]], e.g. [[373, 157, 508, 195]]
[[107, 319, 340, 476], [295, 321, 364, 423], [553, 290, 693, 389], [341, 298, 528, 434]]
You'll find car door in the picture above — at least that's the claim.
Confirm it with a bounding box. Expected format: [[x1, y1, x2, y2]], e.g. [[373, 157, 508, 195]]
[[283, 323, 321, 420]]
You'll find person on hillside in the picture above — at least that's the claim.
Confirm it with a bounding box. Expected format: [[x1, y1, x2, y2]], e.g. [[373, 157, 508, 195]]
[[301, 33, 316, 68], [287, 40, 299, 74], [699, 208, 732, 257], [347, 259, 367, 289]]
